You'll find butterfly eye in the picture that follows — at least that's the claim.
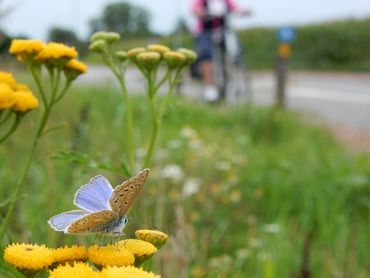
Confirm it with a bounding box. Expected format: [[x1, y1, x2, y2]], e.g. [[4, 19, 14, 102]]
[[124, 216, 128, 224]]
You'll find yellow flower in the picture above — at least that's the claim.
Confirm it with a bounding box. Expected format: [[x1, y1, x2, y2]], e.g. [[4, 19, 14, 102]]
[[163, 51, 186, 68], [14, 83, 31, 91], [100, 266, 161, 278], [12, 90, 39, 113], [119, 239, 157, 266], [64, 59, 87, 74], [177, 48, 197, 65], [52, 245, 88, 264], [135, 230, 168, 249], [147, 44, 170, 55], [9, 39, 45, 58], [4, 243, 53, 271], [0, 71, 17, 88], [36, 42, 77, 61], [0, 83, 16, 110], [137, 52, 161, 70], [127, 47, 146, 62], [49, 262, 98, 278], [88, 245, 135, 267]]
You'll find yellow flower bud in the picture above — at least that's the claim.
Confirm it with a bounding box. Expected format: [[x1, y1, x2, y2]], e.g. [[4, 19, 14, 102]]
[[0, 83, 15, 110], [135, 229, 168, 249], [115, 51, 128, 62], [89, 40, 106, 53], [105, 32, 121, 43], [147, 44, 170, 56], [0, 71, 17, 88], [127, 47, 146, 62], [90, 31, 108, 42], [12, 91, 39, 113], [64, 59, 87, 81], [163, 51, 186, 68], [177, 48, 198, 65], [9, 39, 45, 62], [137, 52, 161, 71]]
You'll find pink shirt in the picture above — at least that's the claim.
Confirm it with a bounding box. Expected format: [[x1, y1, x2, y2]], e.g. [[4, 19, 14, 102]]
[[192, 0, 241, 34]]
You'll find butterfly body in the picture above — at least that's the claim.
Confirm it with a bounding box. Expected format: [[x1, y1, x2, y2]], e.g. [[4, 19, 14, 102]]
[[48, 169, 149, 236]]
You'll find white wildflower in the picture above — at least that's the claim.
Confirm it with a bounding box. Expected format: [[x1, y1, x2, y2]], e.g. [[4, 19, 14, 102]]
[[182, 177, 201, 197]]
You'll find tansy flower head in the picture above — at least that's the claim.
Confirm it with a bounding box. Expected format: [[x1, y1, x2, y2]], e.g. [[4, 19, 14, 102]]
[[135, 230, 168, 249], [88, 244, 135, 267], [147, 44, 170, 56], [49, 262, 98, 278], [0, 71, 17, 88], [89, 40, 107, 54], [177, 48, 198, 65], [119, 239, 157, 266], [52, 245, 88, 264], [128, 47, 146, 63], [9, 39, 45, 61], [0, 83, 16, 110], [12, 90, 39, 113], [64, 59, 87, 74], [164, 51, 186, 68], [90, 31, 120, 43], [100, 266, 161, 278], [14, 83, 31, 92], [115, 51, 128, 62], [4, 243, 53, 271], [36, 42, 77, 62], [136, 52, 161, 71]]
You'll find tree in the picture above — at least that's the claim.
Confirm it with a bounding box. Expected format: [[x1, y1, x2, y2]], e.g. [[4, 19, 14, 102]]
[[48, 27, 79, 46], [89, 2, 152, 38]]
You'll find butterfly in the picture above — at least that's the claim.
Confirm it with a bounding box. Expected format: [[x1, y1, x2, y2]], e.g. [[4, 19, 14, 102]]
[[48, 169, 150, 236]]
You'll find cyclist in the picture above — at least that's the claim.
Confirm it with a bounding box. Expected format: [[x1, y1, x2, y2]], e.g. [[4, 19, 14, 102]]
[[191, 0, 250, 102]]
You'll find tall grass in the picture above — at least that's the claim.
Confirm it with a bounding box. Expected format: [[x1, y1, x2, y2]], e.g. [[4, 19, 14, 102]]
[[1, 85, 369, 276]]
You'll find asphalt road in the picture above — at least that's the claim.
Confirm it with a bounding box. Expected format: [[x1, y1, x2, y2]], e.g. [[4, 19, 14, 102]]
[[78, 66, 370, 130]]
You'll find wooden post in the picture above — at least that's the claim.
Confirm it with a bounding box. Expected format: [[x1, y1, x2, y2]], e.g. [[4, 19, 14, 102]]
[[275, 43, 291, 108]]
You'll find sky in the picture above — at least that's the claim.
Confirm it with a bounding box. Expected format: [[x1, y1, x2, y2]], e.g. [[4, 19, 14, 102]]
[[2, 0, 370, 40]]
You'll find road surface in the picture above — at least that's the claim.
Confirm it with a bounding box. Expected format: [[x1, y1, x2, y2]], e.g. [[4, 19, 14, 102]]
[[78, 66, 370, 131]]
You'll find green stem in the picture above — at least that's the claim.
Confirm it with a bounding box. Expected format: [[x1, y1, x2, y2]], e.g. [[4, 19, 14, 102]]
[[154, 68, 171, 93], [0, 125, 38, 240], [29, 66, 47, 107], [143, 96, 159, 169], [53, 81, 71, 105], [0, 113, 23, 144], [0, 109, 12, 125], [0, 66, 62, 240]]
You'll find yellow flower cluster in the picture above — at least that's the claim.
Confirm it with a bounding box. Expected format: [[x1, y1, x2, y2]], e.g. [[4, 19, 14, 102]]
[[127, 44, 197, 70], [0, 71, 39, 112], [4, 231, 167, 277], [9, 39, 87, 78]]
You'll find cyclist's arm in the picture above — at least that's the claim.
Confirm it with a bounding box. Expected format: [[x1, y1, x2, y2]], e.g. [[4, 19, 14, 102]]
[[227, 0, 252, 16], [192, 0, 207, 18]]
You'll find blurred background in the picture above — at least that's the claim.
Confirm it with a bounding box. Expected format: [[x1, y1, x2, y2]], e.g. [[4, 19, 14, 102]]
[[1, 0, 370, 277]]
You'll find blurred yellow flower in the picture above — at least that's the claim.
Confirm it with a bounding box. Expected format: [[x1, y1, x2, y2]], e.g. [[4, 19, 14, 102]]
[[9, 39, 45, 57], [36, 42, 77, 61], [100, 266, 160, 278], [49, 262, 98, 278], [0, 83, 16, 110], [64, 59, 88, 74], [12, 90, 39, 113], [88, 244, 135, 267], [52, 245, 88, 264], [14, 83, 31, 92], [137, 52, 161, 70], [0, 71, 17, 88], [127, 47, 146, 62], [163, 51, 186, 68], [4, 243, 53, 271], [147, 44, 170, 55], [177, 48, 197, 64], [135, 230, 168, 249], [119, 239, 157, 266]]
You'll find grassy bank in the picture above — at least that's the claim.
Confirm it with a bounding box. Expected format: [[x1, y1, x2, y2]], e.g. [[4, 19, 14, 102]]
[[1, 84, 369, 276]]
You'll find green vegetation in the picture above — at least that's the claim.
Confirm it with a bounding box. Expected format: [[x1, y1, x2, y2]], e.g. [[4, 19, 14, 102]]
[[1, 85, 369, 276]]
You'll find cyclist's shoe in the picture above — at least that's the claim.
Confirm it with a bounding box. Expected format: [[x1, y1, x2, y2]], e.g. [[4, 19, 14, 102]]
[[203, 86, 219, 103]]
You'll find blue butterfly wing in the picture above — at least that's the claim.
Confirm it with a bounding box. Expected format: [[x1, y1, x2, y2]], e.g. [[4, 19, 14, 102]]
[[48, 210, 89, 232], [73, 175, 114, 212]]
